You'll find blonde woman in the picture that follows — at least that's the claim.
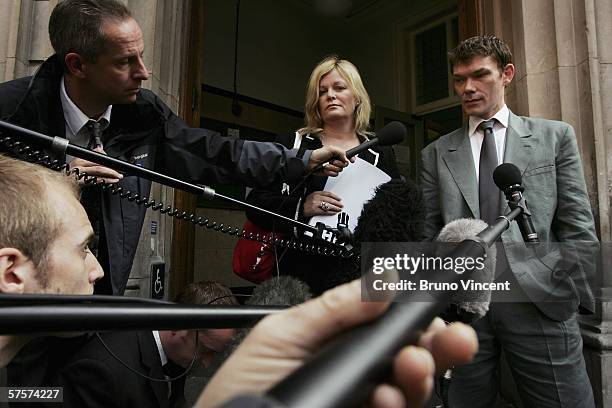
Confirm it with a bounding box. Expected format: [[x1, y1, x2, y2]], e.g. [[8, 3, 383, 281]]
[[246, 56, 400, 295]]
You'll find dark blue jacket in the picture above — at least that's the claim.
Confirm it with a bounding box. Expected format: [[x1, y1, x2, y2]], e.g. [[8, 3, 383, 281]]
[[0, 55, 309, 294]]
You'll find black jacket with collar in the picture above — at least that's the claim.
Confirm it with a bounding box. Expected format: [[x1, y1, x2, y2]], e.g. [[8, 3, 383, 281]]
[[0, 55, 308, 294], [7, 332, 166, 408], [56, 331, 167, 408]]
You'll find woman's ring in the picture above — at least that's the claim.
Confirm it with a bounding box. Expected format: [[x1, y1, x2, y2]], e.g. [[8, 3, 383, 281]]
[[319, 201, 329, 211]]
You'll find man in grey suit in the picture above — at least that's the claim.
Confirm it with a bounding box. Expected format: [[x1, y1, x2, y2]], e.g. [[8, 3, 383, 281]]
[[421, 35, 597, 407]]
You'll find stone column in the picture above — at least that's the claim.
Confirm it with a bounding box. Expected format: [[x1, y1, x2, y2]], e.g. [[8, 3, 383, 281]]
[[0, 0, 22, 81], [489, 0, 612, 406], [579, 1, 612, 407], [123, 0, 189, 299], [0, 0, 56, 82]]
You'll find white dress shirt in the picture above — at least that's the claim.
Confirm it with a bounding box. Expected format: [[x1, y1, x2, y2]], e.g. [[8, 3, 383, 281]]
[[468, 104, 510, 182], [59, 77, 112, 152], [152, 330, 168, 366]]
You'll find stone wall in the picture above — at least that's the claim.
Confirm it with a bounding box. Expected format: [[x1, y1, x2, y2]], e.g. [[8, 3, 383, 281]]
[[487, 1, 612, 406]]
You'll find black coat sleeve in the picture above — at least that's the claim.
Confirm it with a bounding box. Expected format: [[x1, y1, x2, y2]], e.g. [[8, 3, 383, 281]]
[[143, 91, 309, 187], [245, 133, 305, 233], [0, 77, 31, 119]]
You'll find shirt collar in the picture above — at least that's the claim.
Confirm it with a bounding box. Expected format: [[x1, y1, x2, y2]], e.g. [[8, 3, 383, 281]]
[[152, 330, 168, 366], [468, 104, 510, 137], [60, 76, 112, 135]]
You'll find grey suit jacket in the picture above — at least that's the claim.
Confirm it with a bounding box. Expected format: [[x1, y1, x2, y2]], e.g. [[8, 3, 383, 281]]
[[421, 111, 598, 321]]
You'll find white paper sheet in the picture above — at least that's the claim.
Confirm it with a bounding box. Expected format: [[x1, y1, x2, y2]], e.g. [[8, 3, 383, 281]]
[[308, 158, 391, 239]]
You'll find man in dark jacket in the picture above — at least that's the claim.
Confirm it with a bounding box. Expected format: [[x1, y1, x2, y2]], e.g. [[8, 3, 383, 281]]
[[32, 282, 237, 408], [0, 0, 348, 295]]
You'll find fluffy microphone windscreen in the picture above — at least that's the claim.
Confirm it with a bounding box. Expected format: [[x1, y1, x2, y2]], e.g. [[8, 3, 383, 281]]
[[217, 276, 312, 363], [493, 162, 522, 191], [437, 218, 496, 322], [246, 275, 312, 307]]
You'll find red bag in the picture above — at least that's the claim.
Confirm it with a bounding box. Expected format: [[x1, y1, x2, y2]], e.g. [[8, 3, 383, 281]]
[[232, 220, 283, 284]]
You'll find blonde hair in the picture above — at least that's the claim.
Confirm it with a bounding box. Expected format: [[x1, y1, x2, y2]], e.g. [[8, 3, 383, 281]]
[[299, 55, 372, 138]]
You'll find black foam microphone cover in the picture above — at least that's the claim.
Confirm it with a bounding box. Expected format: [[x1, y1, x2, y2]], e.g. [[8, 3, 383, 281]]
[[345, 121, 406, 159], [376, 121, 407, 146], [493, 162, 522, 191]]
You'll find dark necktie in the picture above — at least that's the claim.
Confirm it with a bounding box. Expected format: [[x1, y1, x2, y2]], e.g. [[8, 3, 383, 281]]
[[164, 361, 187, 408], [478, 119, 500, 225], [81, 120, 104, 257], [86, 120, 102, 150]]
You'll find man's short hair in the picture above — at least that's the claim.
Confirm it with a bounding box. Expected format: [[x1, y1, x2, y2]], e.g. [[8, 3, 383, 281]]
[[49, 0, 133, 69], [448, 35, 513, 72], [0, 155, 79, 281], [174, 281, 238, 306]]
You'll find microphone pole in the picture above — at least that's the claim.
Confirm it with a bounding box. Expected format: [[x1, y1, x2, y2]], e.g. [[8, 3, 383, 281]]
[[0, 304, 284, 334], [266, 207, 522, 408], [504, 187, 538, 244], [0, 120, 208, 196], [493, 163, 539, 245], [0, 119, 323, 236]]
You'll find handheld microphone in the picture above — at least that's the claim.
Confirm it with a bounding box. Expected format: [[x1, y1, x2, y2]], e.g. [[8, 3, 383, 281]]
[[493, 163, 539, 245], [345, 121, 406, 159], [310, 121, 405, 174]]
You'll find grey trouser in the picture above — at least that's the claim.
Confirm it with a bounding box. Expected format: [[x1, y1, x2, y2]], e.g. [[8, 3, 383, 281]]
[[448, 300, 594, 408]]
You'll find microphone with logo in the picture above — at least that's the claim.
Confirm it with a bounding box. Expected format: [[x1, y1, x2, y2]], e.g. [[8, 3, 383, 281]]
[[437, 218, 497, 324], [493, 163, 539, 245]]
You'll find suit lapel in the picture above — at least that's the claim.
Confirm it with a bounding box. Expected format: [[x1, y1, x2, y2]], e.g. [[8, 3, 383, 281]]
[[138, 331, 168, 408], [502, 112, 534, 212], [357, 148, 380, 167], [442, 127, 479, 218]]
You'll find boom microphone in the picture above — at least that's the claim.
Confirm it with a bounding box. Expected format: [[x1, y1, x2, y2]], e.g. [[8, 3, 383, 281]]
[[493, 163, 539, 245], [345, 121, 406, 159], [0, 120, 335, 239], [437, 218, 496, 323]]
